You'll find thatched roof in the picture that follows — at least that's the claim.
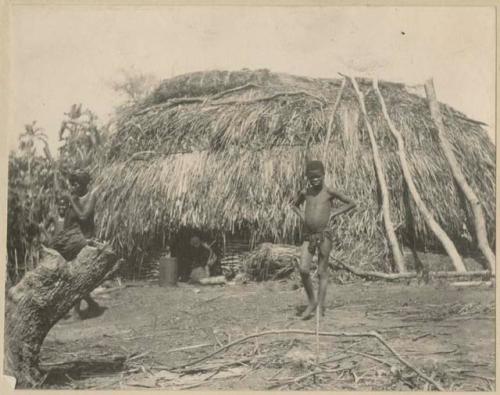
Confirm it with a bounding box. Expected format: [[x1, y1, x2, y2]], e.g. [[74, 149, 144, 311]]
[[96, 69, 495, 268]]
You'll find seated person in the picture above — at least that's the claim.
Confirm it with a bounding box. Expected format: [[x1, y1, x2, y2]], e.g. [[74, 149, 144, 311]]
[[182, 235, 217, 283]]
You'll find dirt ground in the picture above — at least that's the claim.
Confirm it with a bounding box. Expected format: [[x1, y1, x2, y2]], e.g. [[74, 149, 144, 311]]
[[40, 274, 495, 391]]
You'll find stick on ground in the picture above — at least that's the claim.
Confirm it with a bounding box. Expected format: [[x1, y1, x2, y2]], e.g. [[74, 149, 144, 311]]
[[172, 329, 444, 390], [316, 305, 320, 365]]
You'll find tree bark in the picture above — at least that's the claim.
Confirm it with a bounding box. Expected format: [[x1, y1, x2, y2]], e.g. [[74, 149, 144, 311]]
[[4, 243, 119, 388], [424, 79, 495, 275], [348, 76, 406, 273], [373, 79, 467, 273]]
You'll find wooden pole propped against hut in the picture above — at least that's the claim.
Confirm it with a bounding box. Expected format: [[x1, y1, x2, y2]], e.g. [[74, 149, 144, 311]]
[[424, 79, 495, 275], [348, 75, 407, 273], [373, 79, 467, 273], [322, 77, 346, 163]]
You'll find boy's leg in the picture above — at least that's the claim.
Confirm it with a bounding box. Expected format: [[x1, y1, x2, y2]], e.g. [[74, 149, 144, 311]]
[[317, 237, 333, 316], [73, 299, 82, 317], [178, 258, 190, 282], [299, 241, 316, 319], [74, 294, 101, 319], [84, 294, 100, 310]]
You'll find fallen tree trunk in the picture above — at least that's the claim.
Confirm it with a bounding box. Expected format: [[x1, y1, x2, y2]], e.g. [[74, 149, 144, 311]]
[[5, 243, 119, 388], [373, 79, 467, 273], [348, 75, 406, 273], [450, 281, 493, 287], [425, 79, 495, 275], [40, 353, 126, 383], [334, 260, 490, 281]]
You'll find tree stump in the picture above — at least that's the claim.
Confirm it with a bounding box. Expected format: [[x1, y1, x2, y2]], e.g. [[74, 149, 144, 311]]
[[4, 243, 119, 388]]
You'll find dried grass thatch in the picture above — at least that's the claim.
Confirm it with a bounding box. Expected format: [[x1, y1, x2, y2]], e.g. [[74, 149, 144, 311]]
[[242, 243, 300, 281], [96, 69, 495, 270]]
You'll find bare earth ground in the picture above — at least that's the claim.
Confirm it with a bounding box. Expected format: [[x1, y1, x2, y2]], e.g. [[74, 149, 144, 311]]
[[39, 271, 495, 391]]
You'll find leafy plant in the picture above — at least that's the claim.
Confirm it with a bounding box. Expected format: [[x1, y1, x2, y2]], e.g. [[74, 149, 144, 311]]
[[7, 106, 109, 284]]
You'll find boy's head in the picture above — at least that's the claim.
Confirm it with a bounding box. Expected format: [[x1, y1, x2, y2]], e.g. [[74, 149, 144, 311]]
[[57, 197, 68, 216], [69, 170, 91, 196], [306, 160, 325, 188], [190, 235, 202, 248]]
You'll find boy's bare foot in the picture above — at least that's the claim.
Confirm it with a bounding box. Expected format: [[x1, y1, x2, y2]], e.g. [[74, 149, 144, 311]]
[[301, 303, 317, 320]]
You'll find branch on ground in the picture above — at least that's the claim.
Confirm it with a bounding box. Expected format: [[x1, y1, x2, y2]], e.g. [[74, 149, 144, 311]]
[[171, 329, 444, 391]]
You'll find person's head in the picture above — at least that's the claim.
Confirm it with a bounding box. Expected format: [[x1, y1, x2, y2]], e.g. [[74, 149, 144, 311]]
[[69, 170, 91, 196], [306, 160, 325, 188], [57, 197, 68, 216], [190, 235, 201, 248]]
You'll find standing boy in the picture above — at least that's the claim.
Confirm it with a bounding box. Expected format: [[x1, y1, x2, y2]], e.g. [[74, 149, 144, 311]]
[[291, 160, 356, 320], [40, 197, 68, 247]]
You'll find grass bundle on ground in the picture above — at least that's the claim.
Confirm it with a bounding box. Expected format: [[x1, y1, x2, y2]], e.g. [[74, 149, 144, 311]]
[[241, 240, 388, 282], [96, 69, 495, 272], [242, 243, 300, 281]]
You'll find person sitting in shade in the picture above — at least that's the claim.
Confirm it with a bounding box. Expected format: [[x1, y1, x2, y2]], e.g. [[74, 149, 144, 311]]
[[184, 235, 217, 283]]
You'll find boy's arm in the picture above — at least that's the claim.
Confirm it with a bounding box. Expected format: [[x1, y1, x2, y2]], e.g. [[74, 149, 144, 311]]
[[200, 243, 215, 277], [290, 189, 306, 221], [202, 242, 217, 266], [328, 188, 356, 217], [66, 190, 97, 221], [39, 216, 55, 243], [43, 215, 55, 228]]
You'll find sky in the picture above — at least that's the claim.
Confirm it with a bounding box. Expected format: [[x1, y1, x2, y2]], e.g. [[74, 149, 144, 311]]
[[8, 6, 496, 152]]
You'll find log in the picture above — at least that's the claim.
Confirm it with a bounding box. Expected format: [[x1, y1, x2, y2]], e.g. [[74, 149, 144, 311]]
[[425, 79, 495, 275], [198, 276, 227, 285], [5, 243, 119, 388], [40, 353, 126, 382], [373, 79, 467, 273], [348, 76, 406, 273], [450, 281, 493, 287], [334, 260, 490, 281]]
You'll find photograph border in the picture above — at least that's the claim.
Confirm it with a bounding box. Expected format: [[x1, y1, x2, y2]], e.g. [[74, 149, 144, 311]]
[[0, 1, 497, 394]]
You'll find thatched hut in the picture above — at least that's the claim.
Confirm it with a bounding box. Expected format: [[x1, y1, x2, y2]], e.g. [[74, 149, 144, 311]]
[[95, 69, 495, 272]]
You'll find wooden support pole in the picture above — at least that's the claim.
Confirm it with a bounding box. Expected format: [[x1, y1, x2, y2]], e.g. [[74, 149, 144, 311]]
[[322, 77, 346, 162], [348, 76, 406, 273], [424, 79, 495, 275], [402, 180, 426, 275], [373, 79, 467, 273]]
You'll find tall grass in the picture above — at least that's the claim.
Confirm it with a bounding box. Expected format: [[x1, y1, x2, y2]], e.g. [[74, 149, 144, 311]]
[[7, 107, 109, 284]]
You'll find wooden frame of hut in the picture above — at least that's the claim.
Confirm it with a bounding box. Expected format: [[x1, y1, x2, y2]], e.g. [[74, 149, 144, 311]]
[[95, 69, 495, 275]]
